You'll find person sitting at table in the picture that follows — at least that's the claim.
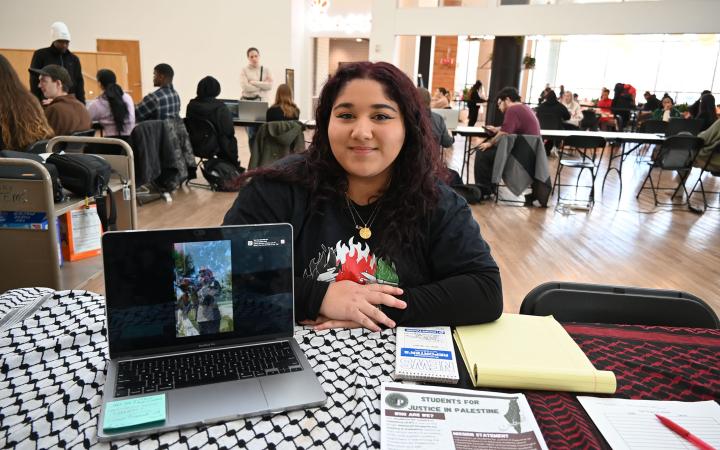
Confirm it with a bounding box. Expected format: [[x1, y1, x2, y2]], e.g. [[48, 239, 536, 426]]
[[0, 54, 54, 150], [431, 87, 451, 109], [186, 75, 240, 168], [688, 90, 712, 118], [535, 90, 569, 154], [560, 90, 583, 128], [31, 64, 92, 136], [266, 83, 300, 122], [87, 69, 135, 139], [694, 116, 720, 174], [695, 93, 717, 132], [651, 95, 681, 122], [418, 87, 454, 149], [475, 86, 541, 197], [223, 61, 503, 331], [596, 88, 616, 131]]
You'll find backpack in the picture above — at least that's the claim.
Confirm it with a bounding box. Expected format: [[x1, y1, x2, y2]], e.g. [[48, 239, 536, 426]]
[[201, 158, 244, 192]]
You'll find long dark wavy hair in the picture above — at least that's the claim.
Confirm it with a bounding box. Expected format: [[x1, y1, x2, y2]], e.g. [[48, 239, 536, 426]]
[[0, 54, 54, 149], [240, 61, 447, 259], [97, 69, 129, 135]]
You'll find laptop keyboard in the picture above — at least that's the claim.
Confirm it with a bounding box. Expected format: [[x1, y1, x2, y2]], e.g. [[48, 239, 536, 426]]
[[114, 341, 302, 397]]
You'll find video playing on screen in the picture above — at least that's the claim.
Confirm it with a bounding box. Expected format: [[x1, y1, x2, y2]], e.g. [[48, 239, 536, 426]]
[[173, 240, 234, 337]]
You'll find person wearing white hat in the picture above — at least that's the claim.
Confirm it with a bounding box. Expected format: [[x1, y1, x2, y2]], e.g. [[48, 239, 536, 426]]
[[29, 21, 85, 104]]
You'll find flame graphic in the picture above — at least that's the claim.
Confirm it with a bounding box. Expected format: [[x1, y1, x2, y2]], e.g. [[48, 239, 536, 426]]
[[335, 237, 376, 284]]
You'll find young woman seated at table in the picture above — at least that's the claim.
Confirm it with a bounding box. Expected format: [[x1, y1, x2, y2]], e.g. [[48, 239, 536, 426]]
[[266, 83, 300, 122], [651, 95, 681, 122], [223, 61, 503, 332], [595, 88, 617, 131], [430, 87, 451, 109], [87, 69, 135, 139]]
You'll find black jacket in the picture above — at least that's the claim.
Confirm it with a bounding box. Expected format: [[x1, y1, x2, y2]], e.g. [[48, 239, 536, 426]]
[[535, 100, 570, 128], [29, 46, 85, 104], [186, 98, 239, 166], [223, 155, 503, 326]]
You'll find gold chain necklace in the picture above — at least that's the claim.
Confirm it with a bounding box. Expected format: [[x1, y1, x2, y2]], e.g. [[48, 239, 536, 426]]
[[345, 194, 381, 240]]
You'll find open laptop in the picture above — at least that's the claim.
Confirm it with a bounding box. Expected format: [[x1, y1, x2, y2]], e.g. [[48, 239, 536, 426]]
[[432, 108, 459, 130], [237, 100, 268, 122], [98, 224, 326, 441], [218, 98, 239, 119]]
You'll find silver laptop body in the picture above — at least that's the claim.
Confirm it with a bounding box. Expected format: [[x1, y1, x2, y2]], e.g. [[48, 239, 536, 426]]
[[98, 224, 326, 441], [237, 100, 268, 122]]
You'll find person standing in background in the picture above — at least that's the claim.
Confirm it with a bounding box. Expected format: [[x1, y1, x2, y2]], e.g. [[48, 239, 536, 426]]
[[240, 47, 273, 102], [240, 47, 273, 148], [467, 80, 486, 127], [29, 22, 85, 104]]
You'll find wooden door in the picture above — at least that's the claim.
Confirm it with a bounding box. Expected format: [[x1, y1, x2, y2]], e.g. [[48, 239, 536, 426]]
[[96, 39, 142, 103]]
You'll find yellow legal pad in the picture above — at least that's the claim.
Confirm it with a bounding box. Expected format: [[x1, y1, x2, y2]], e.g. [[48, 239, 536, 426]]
[[454, 314, 617, 394]]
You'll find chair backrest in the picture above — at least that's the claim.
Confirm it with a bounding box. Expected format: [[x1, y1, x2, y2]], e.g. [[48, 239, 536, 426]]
[[184, 117, 219, 160], [72, 129, 96, 138], [520, 281, 720, 329], [24, 139, 49, 154], [638, 119, 667, 134], [579, 110, 599, 131], [655, 134, 703, 170], [563, 135, 607, 149], [536, 112, 563, 130], [666, 118, 703, 136]]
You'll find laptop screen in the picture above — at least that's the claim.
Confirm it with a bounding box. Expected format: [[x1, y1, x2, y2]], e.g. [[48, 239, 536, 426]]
[[102, 224, 294, 358]]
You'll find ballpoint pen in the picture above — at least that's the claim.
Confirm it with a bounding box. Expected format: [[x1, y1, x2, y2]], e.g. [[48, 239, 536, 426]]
[[656, 414, 717, 450]]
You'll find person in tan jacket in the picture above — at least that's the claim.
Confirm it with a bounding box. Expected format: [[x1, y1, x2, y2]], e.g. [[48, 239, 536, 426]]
[[31, 64, 91, 136]]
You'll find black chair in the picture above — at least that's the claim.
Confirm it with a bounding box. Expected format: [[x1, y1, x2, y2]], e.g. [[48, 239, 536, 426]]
[[72, 129, 96, 137], [536, 112, 564, 156], [24, 139, 49, 154], [638, 119, 667, 134], [520, 281, 719, 329], [635, 135, 703, 206], [184, 117, 220, 190], [579, 110, 600, 131], [688, 141, 720, 212], [635, 120, 667, 163], [666, 118, 703, 136], [552, 135, 606, 209]]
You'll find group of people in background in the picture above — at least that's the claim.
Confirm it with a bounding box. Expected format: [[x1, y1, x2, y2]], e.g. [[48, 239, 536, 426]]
[[0, 22, 301, 173]]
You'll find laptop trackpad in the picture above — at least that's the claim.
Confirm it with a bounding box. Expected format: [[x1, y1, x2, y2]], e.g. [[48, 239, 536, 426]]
[[168, 380, 269, 424]]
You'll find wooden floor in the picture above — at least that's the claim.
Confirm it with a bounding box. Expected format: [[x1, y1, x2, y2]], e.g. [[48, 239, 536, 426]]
[[84, 127, 720, 316]]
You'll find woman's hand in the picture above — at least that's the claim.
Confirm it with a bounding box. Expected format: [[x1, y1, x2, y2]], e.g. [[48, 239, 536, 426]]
[[315, 280, 406, 332], [299, 314, 363, 331]]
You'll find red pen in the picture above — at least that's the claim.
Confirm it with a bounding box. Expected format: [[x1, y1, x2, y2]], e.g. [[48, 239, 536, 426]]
[[656, 414, 717, 450]]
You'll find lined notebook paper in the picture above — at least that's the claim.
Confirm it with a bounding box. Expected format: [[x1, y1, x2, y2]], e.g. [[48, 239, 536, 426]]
[[578, 397, 720, 450], [394, 326, 459, 384], [454, 314, 616, 393]]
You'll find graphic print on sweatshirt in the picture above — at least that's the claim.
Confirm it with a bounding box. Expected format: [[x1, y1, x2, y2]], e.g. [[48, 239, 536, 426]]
[[303, 236, 399, 286]]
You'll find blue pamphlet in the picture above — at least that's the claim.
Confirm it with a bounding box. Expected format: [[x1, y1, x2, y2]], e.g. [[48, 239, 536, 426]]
[[103, 394, 166, 431]]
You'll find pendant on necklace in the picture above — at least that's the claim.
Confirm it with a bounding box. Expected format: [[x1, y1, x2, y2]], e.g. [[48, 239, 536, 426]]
[[359, 227, 372, 240]]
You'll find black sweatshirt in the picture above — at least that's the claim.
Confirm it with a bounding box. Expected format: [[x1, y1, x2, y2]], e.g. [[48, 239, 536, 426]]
[[222, 164, 503, 327], [30, 46, 85, 104]]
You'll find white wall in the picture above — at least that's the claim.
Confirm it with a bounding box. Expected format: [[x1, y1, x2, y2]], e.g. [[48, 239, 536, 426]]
[[0, 0, 309, 115]]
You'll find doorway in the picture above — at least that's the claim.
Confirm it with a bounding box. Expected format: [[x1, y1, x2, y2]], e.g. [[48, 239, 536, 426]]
[[96, 39, 142, 103]]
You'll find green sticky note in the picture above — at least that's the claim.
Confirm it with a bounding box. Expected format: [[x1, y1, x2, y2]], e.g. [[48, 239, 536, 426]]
[[103, 394, 166, 431]]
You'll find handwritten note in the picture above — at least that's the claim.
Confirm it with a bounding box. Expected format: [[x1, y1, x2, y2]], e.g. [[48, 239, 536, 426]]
[[103, 394, 166, 431]]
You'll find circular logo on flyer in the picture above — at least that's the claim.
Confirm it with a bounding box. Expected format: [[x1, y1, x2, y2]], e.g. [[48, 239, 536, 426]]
[[385, 393, 409, 409]]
